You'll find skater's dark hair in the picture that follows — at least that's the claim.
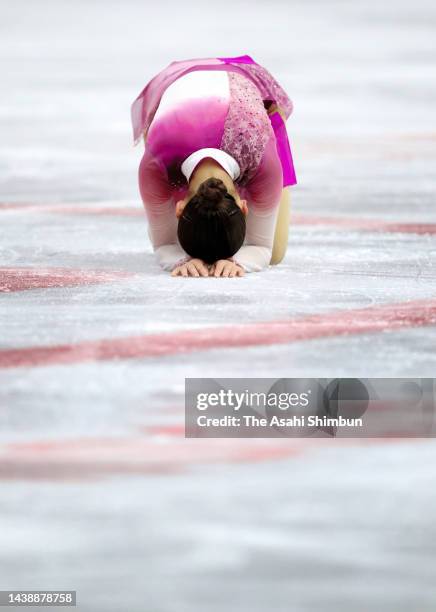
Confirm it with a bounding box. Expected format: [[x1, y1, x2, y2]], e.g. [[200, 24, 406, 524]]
[[177, 177, 246, 264]]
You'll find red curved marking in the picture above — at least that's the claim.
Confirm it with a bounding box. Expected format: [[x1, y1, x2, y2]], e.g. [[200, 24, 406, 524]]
[[292, 214, 436, 234], [0, 436, 423, 480], [1, 299, 435, 368], [1, 203, 436, 233], [0, 437, 304, 480], [0, 267, 133, 292]]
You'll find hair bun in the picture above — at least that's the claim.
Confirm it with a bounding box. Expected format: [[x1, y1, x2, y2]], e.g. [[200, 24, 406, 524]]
[[197, 177, 228, 205]]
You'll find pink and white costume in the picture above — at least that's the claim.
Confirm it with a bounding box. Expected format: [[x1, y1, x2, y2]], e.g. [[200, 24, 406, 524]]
[[131, 55, 297, 272]]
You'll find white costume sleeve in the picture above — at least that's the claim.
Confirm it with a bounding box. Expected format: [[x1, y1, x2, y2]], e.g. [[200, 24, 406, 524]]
[[147, 200, 190, 271], [232, 204, 279, 272]]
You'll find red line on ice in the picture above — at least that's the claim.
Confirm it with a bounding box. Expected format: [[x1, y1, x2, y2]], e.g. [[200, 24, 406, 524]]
[[42, 205, 144, 217], [0, 437, 305, 480], [1, 203, 436, 234], [1, 298, 435, 368], [0, 436, 422, 480], [0, 267, 133, 292], [0, 202, 144, 216], [292, 215, 436, 235]]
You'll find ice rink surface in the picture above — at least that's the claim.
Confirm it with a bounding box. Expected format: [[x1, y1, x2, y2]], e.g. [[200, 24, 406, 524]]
[[1, 0, 436, 610]]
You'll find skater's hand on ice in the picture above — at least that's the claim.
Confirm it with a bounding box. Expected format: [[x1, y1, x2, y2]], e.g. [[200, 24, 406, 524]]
[[171, 258, 209, 277], [210, 259, 245, 278]]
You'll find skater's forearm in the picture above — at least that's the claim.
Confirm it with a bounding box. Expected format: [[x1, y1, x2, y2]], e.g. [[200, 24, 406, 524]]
[[232, 245, 272, 272], [233, 198, 280, 272]]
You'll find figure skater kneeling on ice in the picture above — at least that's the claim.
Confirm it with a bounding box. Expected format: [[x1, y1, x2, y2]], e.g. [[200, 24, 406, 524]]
[[131, 55, 297, 277]]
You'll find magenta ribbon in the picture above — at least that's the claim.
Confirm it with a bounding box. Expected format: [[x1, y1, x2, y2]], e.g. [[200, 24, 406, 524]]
[[269, 111, 297, 187]]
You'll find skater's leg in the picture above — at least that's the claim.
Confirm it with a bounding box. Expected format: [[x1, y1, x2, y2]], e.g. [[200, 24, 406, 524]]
[[270, 187, 291, 265]]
